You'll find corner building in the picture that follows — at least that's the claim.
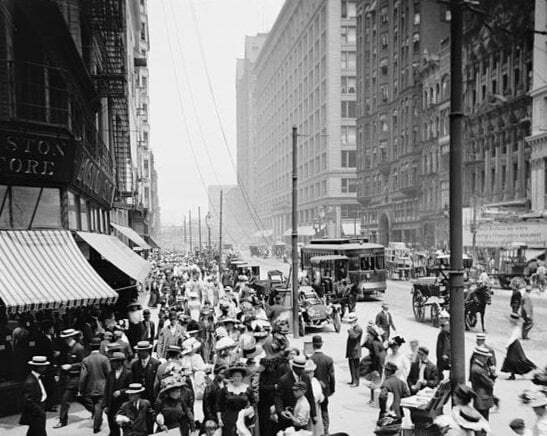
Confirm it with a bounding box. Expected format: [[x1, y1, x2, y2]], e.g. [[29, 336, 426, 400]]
[[356, 0, 449, 246], [250, 0, 360, 239]]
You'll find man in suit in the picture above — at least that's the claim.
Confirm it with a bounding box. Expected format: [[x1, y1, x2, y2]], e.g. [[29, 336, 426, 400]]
[[131, 341, 160, 402], [470, 348, 496, 425], [142, 310, 156, 343], [35, 320, 60, 412], [436, 319, 451, 373], [275, 355, 317, 431], [375, 303, 396, 342], [407, 346, 440, 394], [521, 285, 534, 339], [105, 352, 132, 436], [156, 311, 185, 358], [79, 337, 111, 433], [115, 383, 154, 436], [345, 313, 362, 387], [55, 329, 87, 429], [310, 335, 335, 435], [20, 356, 50, 436]]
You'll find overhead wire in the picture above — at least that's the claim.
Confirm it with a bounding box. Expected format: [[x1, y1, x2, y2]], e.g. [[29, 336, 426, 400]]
[[165, 0, 264, 246], [187, 0, 274, 245], [159, 0, 243, 245]]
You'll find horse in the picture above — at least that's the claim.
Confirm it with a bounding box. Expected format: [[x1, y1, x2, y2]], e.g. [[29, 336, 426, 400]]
[[464, 284, 492, 332]]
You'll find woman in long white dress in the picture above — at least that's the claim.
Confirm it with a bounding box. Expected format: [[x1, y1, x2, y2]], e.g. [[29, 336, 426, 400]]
[[304, 359, 324, 436]]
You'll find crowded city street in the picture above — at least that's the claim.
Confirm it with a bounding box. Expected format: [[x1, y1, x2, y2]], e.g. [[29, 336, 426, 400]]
[[2, 0, 547, 435]]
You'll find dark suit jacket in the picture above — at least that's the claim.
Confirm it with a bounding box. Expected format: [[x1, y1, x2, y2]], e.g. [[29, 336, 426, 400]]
[[375, 311, 395, 338], [131, 357, 160, 401], [105, 367, 132, 413], [202, 380, 222, 421], [116, 399, 154, 436], [19, 374, 45, 426], [142, 320, 156, 342], [346, 325, 363, 359], [310, 351, 335, 397], [79, 350, 111, 396], [274, 371, 316, 419], [407, 360, 440, 392], [436, 330, 451, 371]]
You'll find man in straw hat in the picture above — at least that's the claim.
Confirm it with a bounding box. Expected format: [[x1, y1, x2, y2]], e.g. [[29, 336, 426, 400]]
[[55, 328, 86, 429], [105, 352, 132, 436], [115, 383, 154, 436], [346, 312, 363, 387], [20, 356, 50, 436], [275, 355, 317, 431], [79, 337, 111, 433], [470, 346, 496, 424], [131, 341, 160, 402], [157, 310, 185, 359]]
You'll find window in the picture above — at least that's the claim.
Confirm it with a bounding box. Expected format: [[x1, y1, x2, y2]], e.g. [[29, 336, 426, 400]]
[[413, 33, 420, 53], [341, 51, 356, 70], [341, 178, 357, 193], [381, 85, 389, 101], [140, 22, 147, 41], [414, 12, 421, 25], [80, 198, 89, 231], [341, 150, 356, 167], [341, 0, 356, 18], [0, 186, 61, 229], [341, 26, 356, 43], [341, 76, 356, 93], [341, 101, 356, 118], [341, 126, 356, 145]]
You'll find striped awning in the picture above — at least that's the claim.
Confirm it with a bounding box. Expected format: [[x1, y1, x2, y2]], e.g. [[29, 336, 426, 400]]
[[111, 223, 152, 249], [0, 231, 118, 314], [77, 232, 152, 282]]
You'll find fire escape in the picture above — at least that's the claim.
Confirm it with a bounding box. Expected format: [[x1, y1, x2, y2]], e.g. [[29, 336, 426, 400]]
[[87, 0, 134, 203]]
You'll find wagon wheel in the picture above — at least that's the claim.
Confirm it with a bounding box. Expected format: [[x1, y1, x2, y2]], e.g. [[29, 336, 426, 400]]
[[412, 289, 425, 322], [431, 303, 440, 327]]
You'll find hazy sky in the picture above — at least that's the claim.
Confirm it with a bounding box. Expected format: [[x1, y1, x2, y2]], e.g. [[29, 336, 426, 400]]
[[148, 0, 285, 225]]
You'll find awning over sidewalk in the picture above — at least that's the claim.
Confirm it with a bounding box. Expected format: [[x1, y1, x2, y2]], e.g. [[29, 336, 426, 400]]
[[77, 232, 152, 283], [145, 235, 160, 249], [111, 223, 152, 249], [0, 231, 118, 314]]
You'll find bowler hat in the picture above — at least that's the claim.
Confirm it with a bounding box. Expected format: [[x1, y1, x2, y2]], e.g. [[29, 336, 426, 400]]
[[109, 352, 126, 362]]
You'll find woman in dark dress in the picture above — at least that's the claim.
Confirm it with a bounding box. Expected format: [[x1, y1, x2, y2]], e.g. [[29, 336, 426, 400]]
[[216, 365, 255, 436], [155, 375, 195, 435], [501, 312, 536, 380]]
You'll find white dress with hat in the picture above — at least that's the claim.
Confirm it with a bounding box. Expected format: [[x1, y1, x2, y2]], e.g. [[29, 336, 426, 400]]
[[385, 349, 410, 383]]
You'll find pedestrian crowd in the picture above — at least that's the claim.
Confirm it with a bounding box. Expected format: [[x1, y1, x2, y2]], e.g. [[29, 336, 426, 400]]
[[18, 250, 344, 436]]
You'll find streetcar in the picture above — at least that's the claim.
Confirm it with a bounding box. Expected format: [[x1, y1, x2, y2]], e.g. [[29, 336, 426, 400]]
[[301, 238, 387, 299]]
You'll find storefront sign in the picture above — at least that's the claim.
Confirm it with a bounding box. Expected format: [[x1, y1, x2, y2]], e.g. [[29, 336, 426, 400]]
[[0, 125, 74, 184], [463, 221, 547, 248], [74, 151, 116, 206]]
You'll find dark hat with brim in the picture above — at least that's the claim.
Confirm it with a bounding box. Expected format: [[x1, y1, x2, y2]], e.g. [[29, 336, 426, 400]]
[[225, 365, 249, 378], [109, 352, 126, 361]]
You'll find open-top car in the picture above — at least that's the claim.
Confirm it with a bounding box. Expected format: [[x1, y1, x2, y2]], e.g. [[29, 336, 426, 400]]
[[297, 285, 341, 336]]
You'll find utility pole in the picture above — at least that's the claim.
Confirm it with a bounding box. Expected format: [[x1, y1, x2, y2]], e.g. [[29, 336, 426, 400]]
[[449, 0, 466, 388], [189, 209, 193, 253], [219, 190, 223, 268], [206, 212, 212, 253], [292, 126, 299, 338], [183, 214, 187, 253], [198, 206, 202, 252]]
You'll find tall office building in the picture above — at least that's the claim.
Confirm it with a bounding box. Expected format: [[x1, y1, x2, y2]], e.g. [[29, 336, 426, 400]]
[[356, 0, 449, 245], [243, 0, 360, 240]]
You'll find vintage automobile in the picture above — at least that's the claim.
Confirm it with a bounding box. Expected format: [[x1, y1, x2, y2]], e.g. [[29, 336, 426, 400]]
[[297, 286, 341, 336]]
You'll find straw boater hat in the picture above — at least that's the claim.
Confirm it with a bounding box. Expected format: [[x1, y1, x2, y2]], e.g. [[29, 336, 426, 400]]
[[238, 275, 249, 282], [473, 345, 491, 358], [28, 356, 50, 366], [291, 355, 307, 370], [225, 363, 249, 378], [158, 375, 184, 397], [126, 383, 145, 395], [218, 317, 238, 325], [134, 340, 153, 351], [59, 328, 80, 338], [451, 405, 491, 432], [215, 336, 236, 351]]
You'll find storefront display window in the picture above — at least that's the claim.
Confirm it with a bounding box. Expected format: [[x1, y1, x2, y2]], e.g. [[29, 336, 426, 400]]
[[68, 191, 80, 230], [11, 186, 41, 228], [32, 188, 62, 228], [0, 185, 62, 229], [80, 198, 89, 231], [0, 185, 9, 228]]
